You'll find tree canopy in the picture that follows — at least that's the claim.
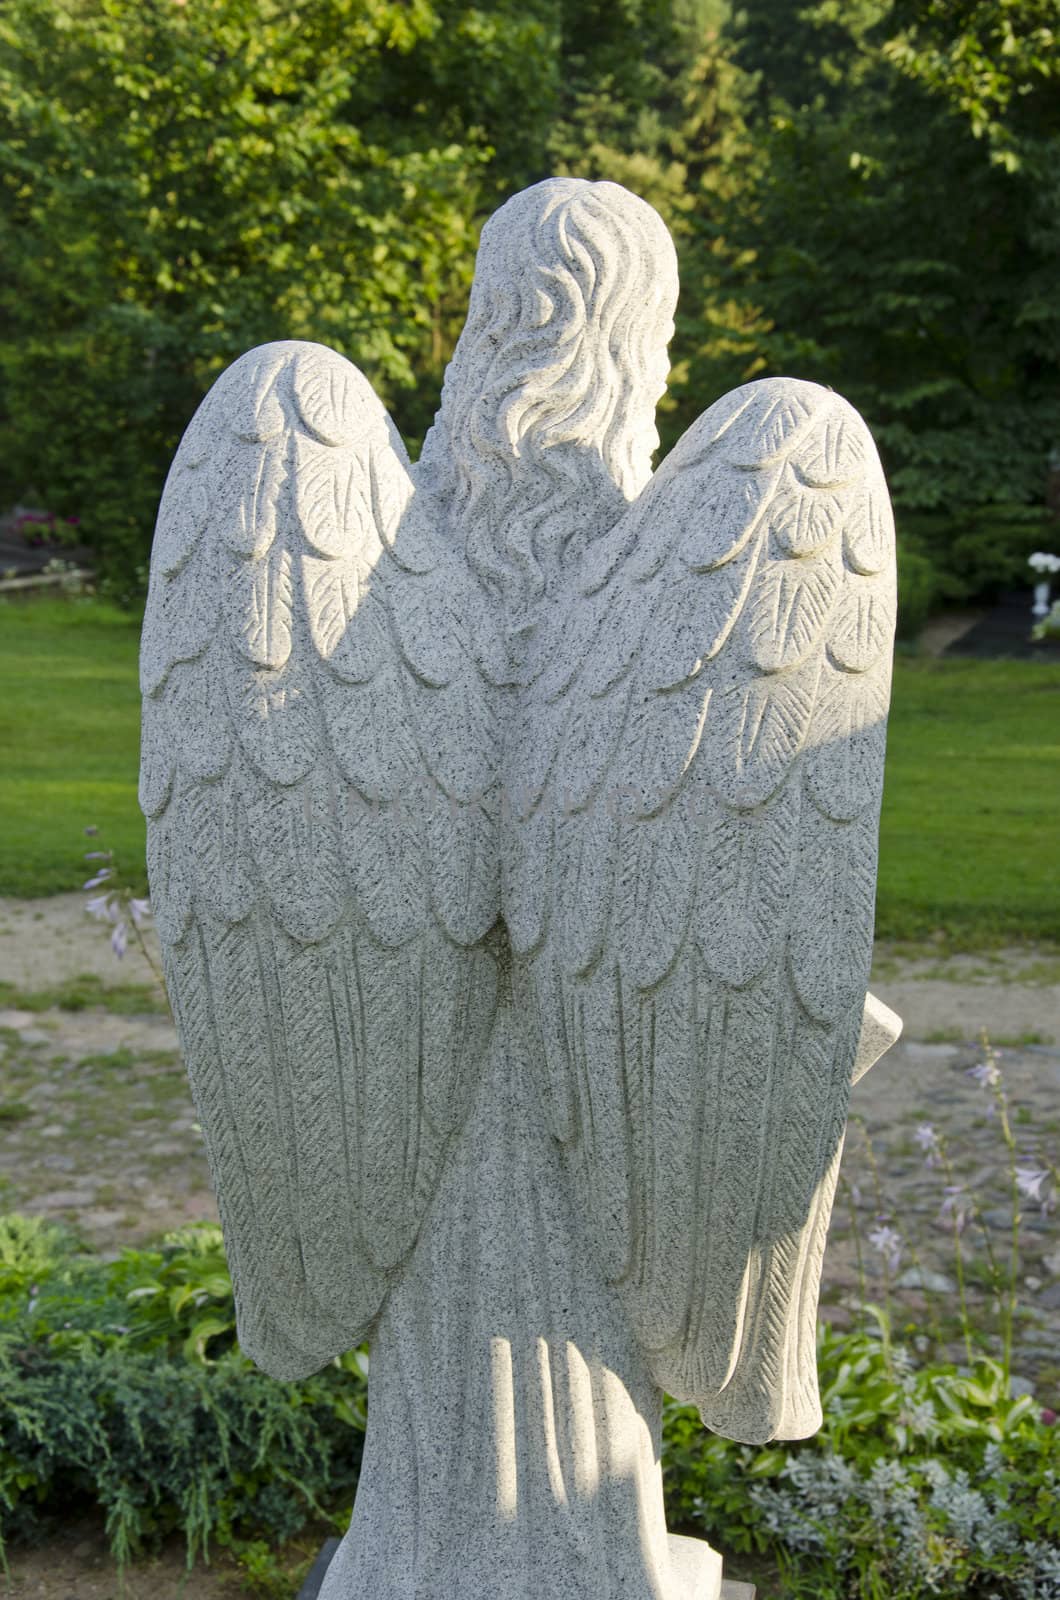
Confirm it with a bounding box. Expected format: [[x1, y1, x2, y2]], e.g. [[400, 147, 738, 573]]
[[1, 0, 1057, 614]]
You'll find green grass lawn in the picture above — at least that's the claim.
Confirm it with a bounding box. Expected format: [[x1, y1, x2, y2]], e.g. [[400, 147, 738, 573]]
[[0, 595, 1058, 944], [877, 654, 1060, 944], [0, 595, 146, 896]]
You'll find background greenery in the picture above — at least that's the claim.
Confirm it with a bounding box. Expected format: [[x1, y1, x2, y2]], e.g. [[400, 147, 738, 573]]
[[1, 596, 1058, 943], [2, 0, 1058, 616]]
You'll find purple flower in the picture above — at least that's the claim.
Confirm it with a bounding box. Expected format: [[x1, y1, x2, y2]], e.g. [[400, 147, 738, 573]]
[[129, 897, 152, 929], [868, 1223, 902, 1273], [84, 850, 110, 861], [967, 1059, 1000, 1089], [111, 921, 128, 959], [85, 893, 118, 924], [914, 1123, 941, 1167], [1015, 1166, 1049, 1204], [940, 1186, 973, 1234], [84, 825, 99, 837], [83, 868, 113, 890]]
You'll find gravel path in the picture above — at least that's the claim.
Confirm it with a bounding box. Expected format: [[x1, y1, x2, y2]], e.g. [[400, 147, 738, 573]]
[[3, 894, 1058, 1039], [1, 895, 1058, 1594]]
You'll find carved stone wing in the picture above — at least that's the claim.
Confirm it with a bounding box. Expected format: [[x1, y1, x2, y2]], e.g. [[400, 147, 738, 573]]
[[141, 341, 501, 1379], [506, 377, 896, 1444]]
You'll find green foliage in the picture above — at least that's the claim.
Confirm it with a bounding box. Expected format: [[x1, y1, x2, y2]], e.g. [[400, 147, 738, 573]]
[[0, 1218, 366, 1562], [2, 1, 1055, 603], [895, 530, 939, 641], [695, 0, 1060, 602], [884, 0, 1060, 168], [2, 1217, 1056, 1598], [0, 0, 487, 586], [904, 504, 1054, 606], [665, 1318, 1060, 1598], [0, 0, 722, 591]]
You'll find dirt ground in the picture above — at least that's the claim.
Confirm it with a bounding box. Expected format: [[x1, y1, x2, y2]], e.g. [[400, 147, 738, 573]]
[[3, 893, 1058, 1042], [4, 1520, 242, 1600], [2, 1517, 328, 1600], [1, 894, 1058, 1597]]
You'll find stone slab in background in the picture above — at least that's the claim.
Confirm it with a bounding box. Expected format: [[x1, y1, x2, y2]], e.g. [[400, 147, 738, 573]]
[[944, 589, 1060, 660]]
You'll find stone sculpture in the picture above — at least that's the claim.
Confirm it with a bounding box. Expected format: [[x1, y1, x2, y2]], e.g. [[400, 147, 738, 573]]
[[140, 177, 902, 1600]]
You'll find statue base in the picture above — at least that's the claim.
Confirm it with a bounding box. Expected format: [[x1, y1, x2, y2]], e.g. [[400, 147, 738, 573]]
[[297, 1536, 754, 1600]]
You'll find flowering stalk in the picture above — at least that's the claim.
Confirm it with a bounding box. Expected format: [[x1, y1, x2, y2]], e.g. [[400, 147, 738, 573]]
[[980, 1033, 1020, 1393], [839, 1171, 868, 1308], [80, 826, 163, 989], [932, 1134, 975, 1369]]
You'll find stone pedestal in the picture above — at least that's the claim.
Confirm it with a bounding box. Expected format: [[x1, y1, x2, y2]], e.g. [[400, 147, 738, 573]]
[[297, 1538, 755, 1600]]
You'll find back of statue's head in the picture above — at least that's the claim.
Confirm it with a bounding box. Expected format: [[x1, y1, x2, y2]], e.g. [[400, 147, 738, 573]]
[[436, 177, 678, 499]]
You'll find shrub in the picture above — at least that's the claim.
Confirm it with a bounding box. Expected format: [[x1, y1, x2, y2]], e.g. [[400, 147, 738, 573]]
[[665, 1319, 1060, 1599], [0, 1218, 366, 1563], [895, 530, 940, 641], [903, 505, 1054, 608], [2, 1214, 1057, 1596]]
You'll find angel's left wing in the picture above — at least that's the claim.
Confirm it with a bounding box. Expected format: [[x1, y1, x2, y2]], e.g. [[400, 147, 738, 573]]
[[140, 341, 502, 1379], [506, 377, 897, 1445]]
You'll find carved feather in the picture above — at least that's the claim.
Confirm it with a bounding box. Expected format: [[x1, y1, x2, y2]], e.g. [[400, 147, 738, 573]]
[[141, 340, 499, 1380], [138, 693, 174, 820], [154, 466, 210, 579], [295, 435, 378, 563], [510, 375, 895, 1446]]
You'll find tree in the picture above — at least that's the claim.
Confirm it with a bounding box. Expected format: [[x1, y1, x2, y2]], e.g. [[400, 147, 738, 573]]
[[0, 0, 716, 587], [696, 1, 1060, 604], [0, 0, 488, 584]]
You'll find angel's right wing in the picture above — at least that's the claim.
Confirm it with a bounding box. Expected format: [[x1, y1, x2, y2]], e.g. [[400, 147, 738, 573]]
[[507, 377, 897, 1444], [140, 342, 502, 1379]]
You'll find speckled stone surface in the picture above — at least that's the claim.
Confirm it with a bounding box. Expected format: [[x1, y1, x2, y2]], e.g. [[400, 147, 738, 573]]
[[298, 1541, 755, 1600], [141, 177, 898, 1598]]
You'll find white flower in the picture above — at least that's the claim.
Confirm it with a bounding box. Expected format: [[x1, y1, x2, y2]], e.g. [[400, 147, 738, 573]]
[[1029, 551, 1060, 574]]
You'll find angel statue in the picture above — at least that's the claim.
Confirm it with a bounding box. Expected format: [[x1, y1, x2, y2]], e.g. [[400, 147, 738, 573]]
[[140, 176, 901, 1600]]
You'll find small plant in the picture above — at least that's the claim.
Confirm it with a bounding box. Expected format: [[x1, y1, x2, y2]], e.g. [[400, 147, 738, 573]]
[[1031, 599, 1060, 642], [11, 511, 81, 550], [667, 1320, 1060, 1599], [40, 556, 89, 594], [836, 1036, 1059, 1397], [231, 1537, 317, 1600]]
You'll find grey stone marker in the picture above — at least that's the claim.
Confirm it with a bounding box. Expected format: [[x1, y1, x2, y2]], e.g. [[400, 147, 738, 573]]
[[141, 177, 900, 1600]]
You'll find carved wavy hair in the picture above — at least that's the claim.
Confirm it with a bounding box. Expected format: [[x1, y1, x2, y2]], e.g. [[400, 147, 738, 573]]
[[421, 178, 679, 633]]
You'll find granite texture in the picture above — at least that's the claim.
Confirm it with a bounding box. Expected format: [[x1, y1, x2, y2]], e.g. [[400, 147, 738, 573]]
[[297, 1539, 755, 1600], [141, 176, 899, 1598]]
